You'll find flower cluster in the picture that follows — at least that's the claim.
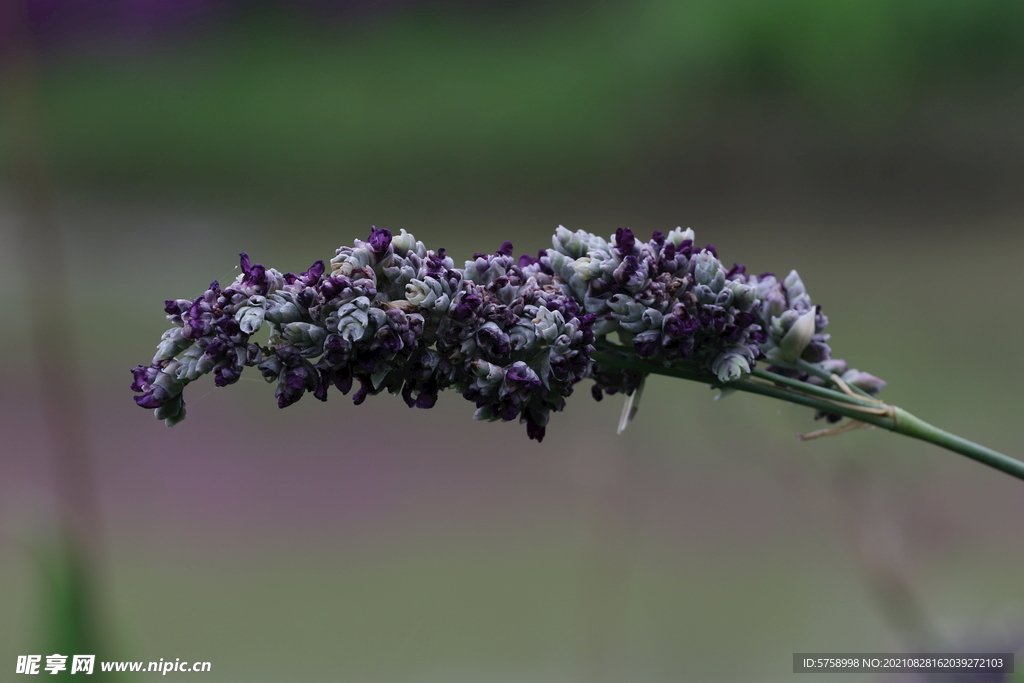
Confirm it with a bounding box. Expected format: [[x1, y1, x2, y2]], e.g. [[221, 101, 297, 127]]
[[132, 226, 883, 440], [543, 226, 765, 398]]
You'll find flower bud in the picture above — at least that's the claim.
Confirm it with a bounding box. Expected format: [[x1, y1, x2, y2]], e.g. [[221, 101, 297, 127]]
[[762, 289, 787, 321], [663, 311, 698, 339], [694, 284, 717, 305], [641, 308, 663, 330], [783, 270, 805, 298], [258, 355, 282, 382], [633, 330, 661, 357], [173, 346, 206, 381], [476, 321, 511, 358], [729, 282, 757, 311], [769, 308, 817, 364], [154, 327, 193, 362], [503, 361, 542, 393], [405, 278, 441, 309], [711, 345, 755, 382], [692, 251, 722, 287], [264, 295, 302, 325], [471, 360, 505, 385], [390, 229, 422, 257], [841, 369, 887, 396], [613, 227, 636, 256], [572, 257, 602, 280], [664, 227, 695, 248], [154, 394, 187, 427], [235, 297, 267, 335], [801, 337, 832, 363], [612, 255, 648, 292], [553, 225, 588, 258], [608, 294, 646, 333], [783, 270, 812, 309], [282, 322, 327, 356], [509, 321, 537, 351], [532, 307, 566, 344], [817, 358, 848, 376]]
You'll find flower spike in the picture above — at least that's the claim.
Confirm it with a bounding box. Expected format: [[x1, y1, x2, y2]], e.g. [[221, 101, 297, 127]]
[[132, 226, 875, 440]]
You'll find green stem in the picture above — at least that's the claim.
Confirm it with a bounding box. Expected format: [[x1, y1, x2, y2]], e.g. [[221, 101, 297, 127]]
[[593, 345, 1024, 483], [749, 366, 885, 410], [890, 408, 1024, 481], [770, 357, 875, 400]]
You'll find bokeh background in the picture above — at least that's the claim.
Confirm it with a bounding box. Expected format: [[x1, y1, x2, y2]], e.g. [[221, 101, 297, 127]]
[[2, 1, 1024, 681]]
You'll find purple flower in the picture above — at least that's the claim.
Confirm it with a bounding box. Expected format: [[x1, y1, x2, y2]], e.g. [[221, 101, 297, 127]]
[[614, 227, 636, 256], [367, 226, 392, 255], [505, 361, 541, 390], [133, 224, 879, 441], [476, 322, 511, 359], [273, 345, 320, 408]]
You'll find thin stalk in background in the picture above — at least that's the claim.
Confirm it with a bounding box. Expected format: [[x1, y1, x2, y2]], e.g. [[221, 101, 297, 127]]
[[1, 0, 110, 674]]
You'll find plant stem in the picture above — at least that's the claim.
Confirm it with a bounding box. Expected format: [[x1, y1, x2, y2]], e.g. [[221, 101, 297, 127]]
[[771, 357, 875, 400], [748, 367, 886, 411], [889, 408, 1024, 481], [592, 345, 1024, 483], [1, 4, 110, 667]]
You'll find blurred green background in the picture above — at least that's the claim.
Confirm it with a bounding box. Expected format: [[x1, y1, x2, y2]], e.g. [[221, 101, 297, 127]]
[[2, 0, 1023, 681]]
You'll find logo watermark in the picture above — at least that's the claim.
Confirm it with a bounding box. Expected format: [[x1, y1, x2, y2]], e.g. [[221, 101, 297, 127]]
[[16, 655, 211, 675]]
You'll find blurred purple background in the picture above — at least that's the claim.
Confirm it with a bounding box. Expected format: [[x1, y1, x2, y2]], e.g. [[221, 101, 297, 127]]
[[2, 0, 1024, 680]]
